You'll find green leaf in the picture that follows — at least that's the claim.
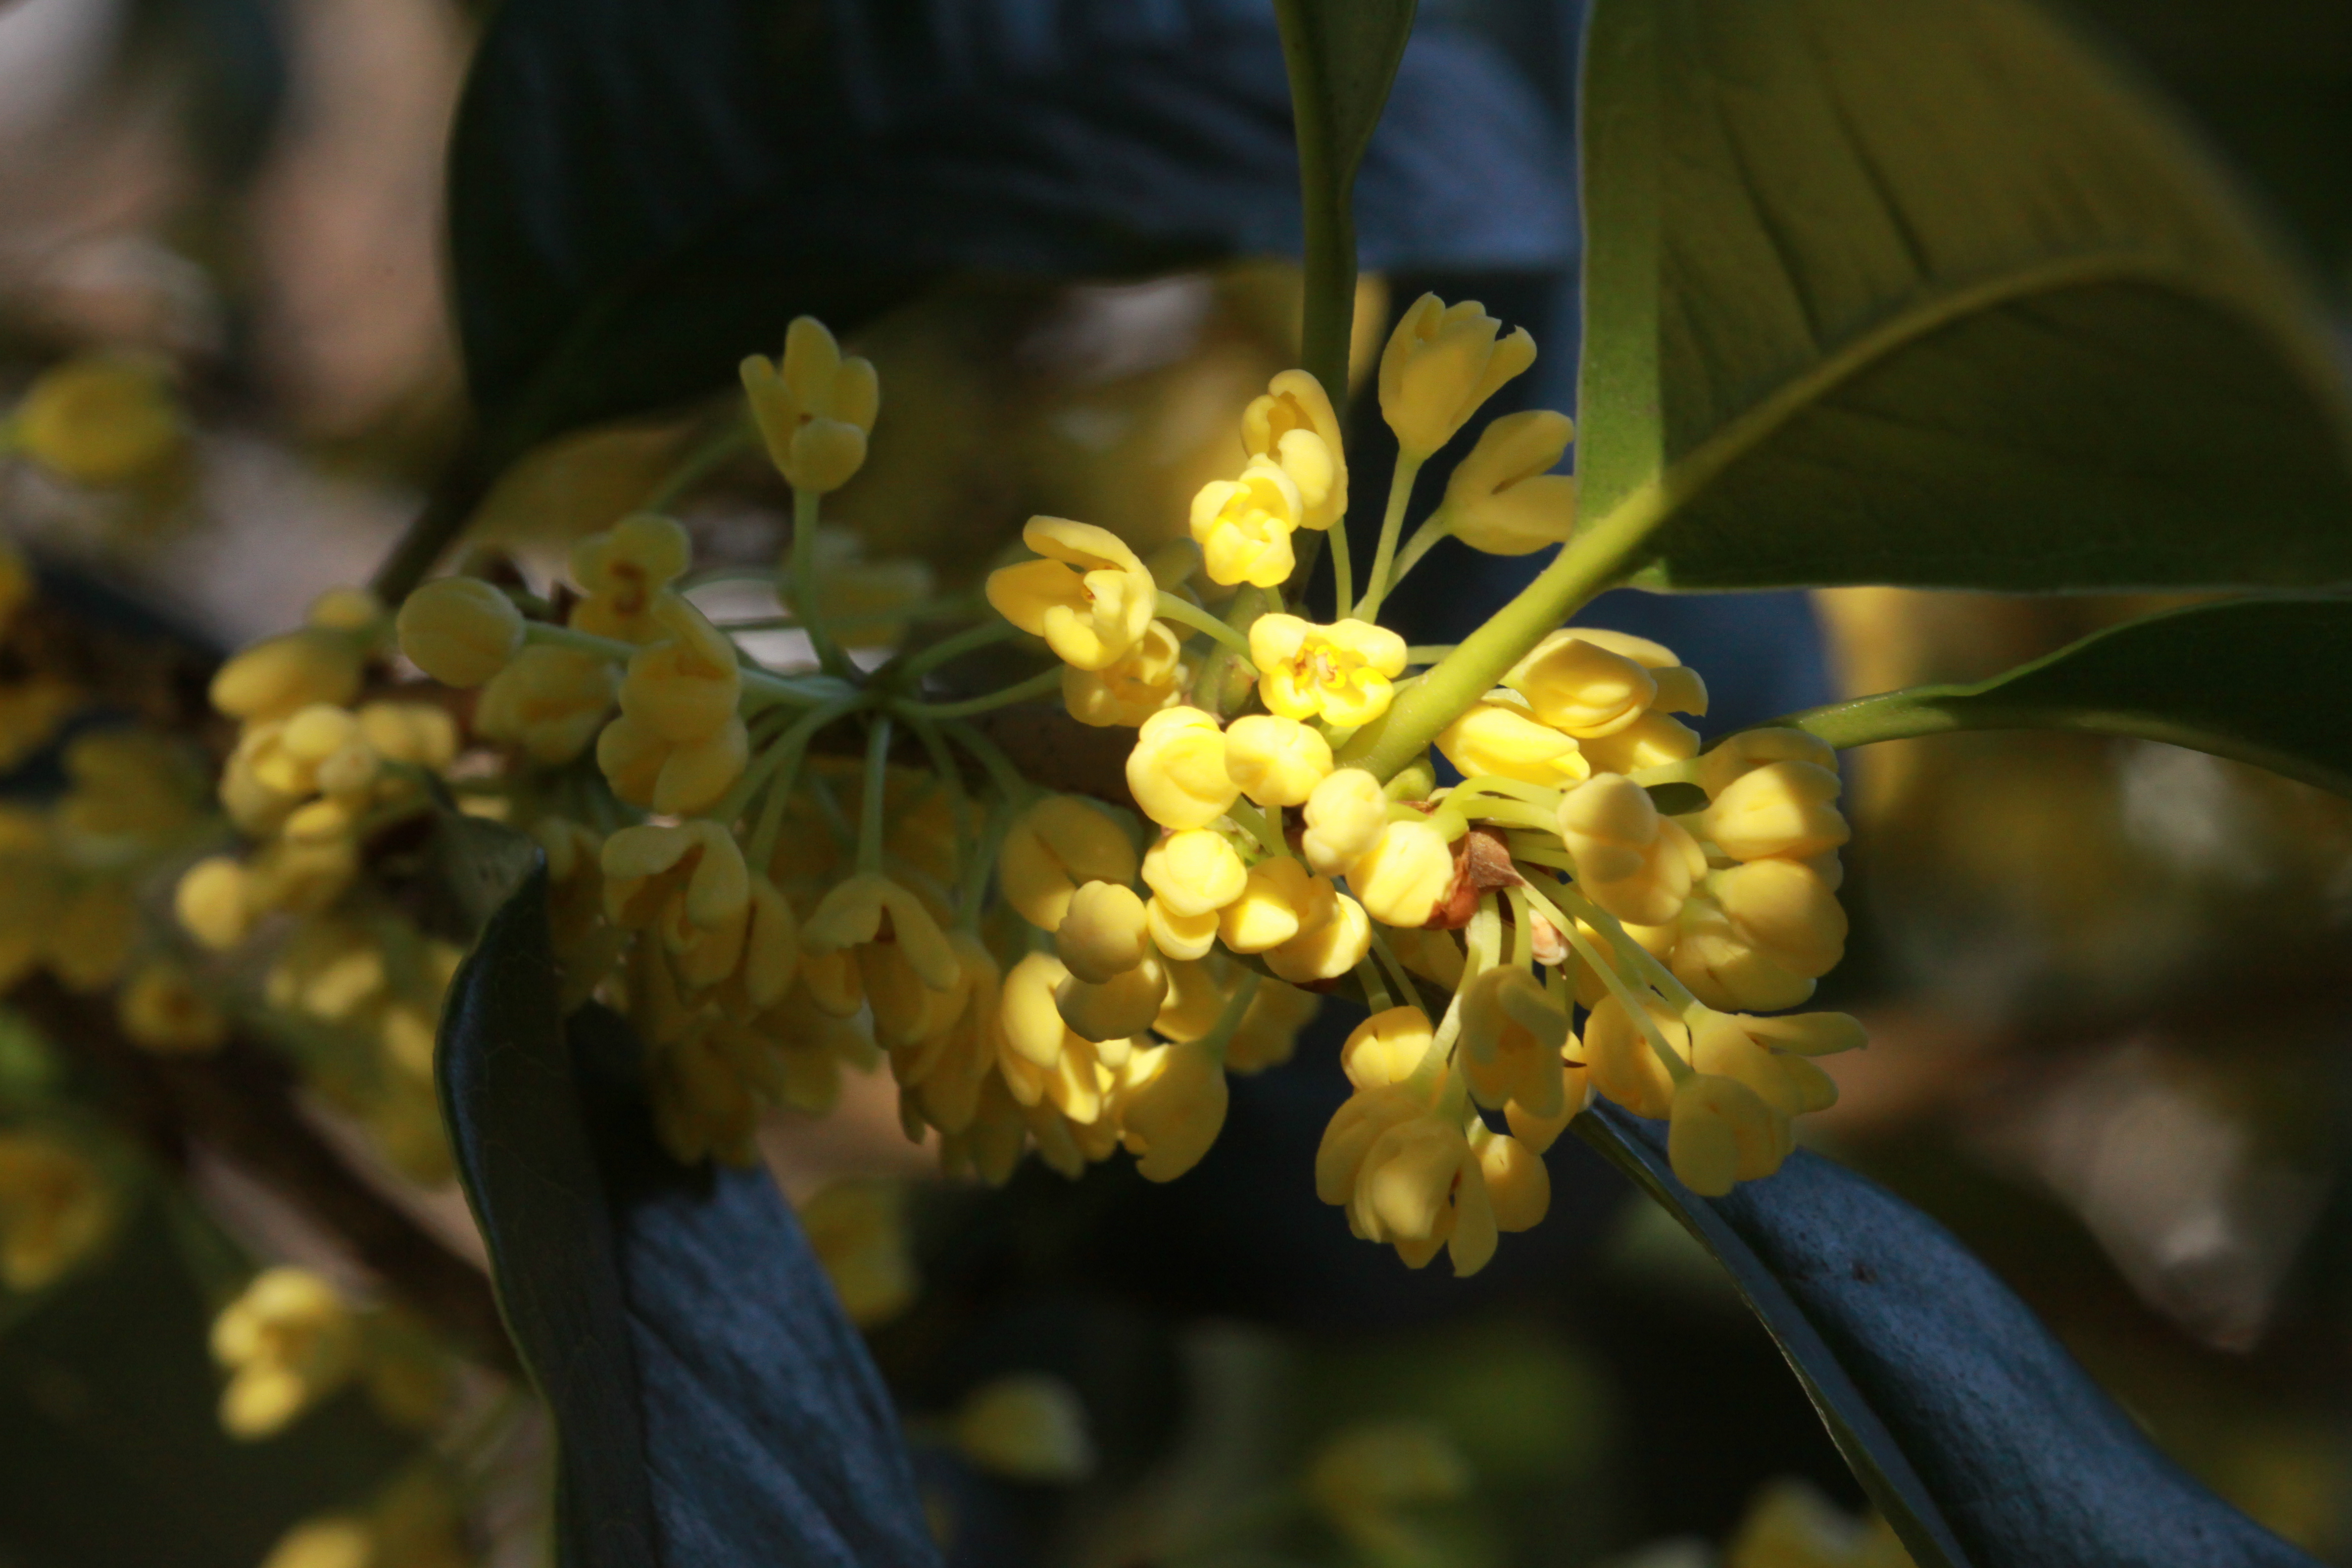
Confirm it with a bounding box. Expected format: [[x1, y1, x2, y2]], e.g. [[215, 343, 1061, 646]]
[[1575, 1104, 2323, 1568], [1575, 0, 2352, 591], [1771, 595, 2352, 796]]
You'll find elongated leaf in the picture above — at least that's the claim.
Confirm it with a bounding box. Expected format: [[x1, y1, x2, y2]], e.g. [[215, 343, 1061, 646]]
[[1771, 595, 2352, 794], [437, 841, 936, 1568], [1574, 0, 2352, 592], [448, 0, 1569, 462], [1271, 0, 1418, 191], [1575, 1104, 2322, 1568]]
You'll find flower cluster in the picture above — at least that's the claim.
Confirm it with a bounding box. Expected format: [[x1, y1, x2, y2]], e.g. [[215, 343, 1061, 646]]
[[210, 1265, 450, 1439], [987, 294, 1864, 1274]]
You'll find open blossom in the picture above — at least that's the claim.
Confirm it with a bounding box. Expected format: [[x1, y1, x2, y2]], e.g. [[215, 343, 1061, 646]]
[[569, 513, 691, 643], [1064, 619, 1189, 728], [740, 316, 880, 493], [1250, 615, 1408, 729], [987, 516, 1157, 671], [1190, 457, 1306, 588], [1242, 369, 1347, 531]]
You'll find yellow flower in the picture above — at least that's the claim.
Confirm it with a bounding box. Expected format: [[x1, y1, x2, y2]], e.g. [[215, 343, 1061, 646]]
[[1223, 713, 1332, 807], [1125, 706, 1239, 830], [1578, 710, 1701, 776], [597, 712, 749, 816], [1689, 1010, 1847, 1123], [1112, 1038, 1227, 1181], [740, 316, 880, 494], [0, 1132, 113, 1291], [355, 702, 458, 772], [1189, 457, 1304, 588], [1345, 818, 1456, 928], [1699, 726, 1840, 799], [568, 513, 691, 644], [1056, 952, 1168, 1042], [801, 873, 962, 993], [1055, 881, 1150, 982], [1301, 767, 1387, 876], [1244, 368, 1347, 528], [1672, 896, 1818, 1012], [210, 629, 366, 725], [1503, 631, 1657, 738], [1556, 774, 1703, 927], [1218, 854, 1320, 953], [58, 728, 206, 840], [1668, 1071, 1788, 1196], [1350, 1111, 1498, 1274], [1250, 615, 1408, 728], [119, 962, 229, 1054], [998, 954, 1116, 1124], [1064, 619, 1189, 728], [1705, 761, 1851, 862], [1225, 974, 1321, 1072], [986, 516, 1156, 671], [211, 1267, 361, 1438], [1266, 883, 1370, 983], [616, 592, 740, 741], [394, 578, 523, 688], [476, 644, 619, 763], [953, 1373, 1096, 1483], [1458, 968, 1568, 1117], [1444, 408, 1577, 554], [1477, 1120, 1554, 1229], [14, 353, 184, 485], [1378, 294, 1536, 458], [997, 795, 1139, 930], [257, 1515, 370, 1568], [602, 821, 751, 990], [1141, 829, 1247, 918], [1342, 1006, 1435, 1090], [1435, 693, 1589, 787], [1582, 991, 1687, 1120], [798, 1179, 918, 1328]]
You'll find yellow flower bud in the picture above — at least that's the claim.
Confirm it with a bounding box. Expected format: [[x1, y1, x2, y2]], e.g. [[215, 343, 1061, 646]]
[[119, 962, 228, 1054], [1503, 631, 1656, 737], [395, 578, 523, 688], [211, 1267, 360, 1439], [176, 856, 252, 951], [1126, 706, 1239, 831], [569, 513, 691, 643], [604, 820, 748, 931], [15, 354, 183, 485], [986, 516, 1155, 671], [1577, 710, 1701, 776], [210, 630, 364, 725], [1063, 619, 1188, 728], [1436, 694, 1588, 788], [1056, 952, 1168, 1042], [1689, 1010, 1840, 1119], [1055, 881, 1150, 982], [1001, 952, 1081, 1067], [1243, 369, 1348, 531], [1251, 615, 1408, 729], [1667, 1072, 1788, 1196], [953, 1374, 1096, 1483], [999, 796, 1138, 929], [617, 593, 740, 741], [1114, 1039, 1228, 1181], [1377, 293, 1536, 458], [1475, 1124, 1552, 1232], [1345, 818, 1455, 928], [1302, 767, 1387, 875], [1443, 409, 1577, 555], [1351, 1113, 1497, 1275], [1342, 1006, 1434, 1090], [1713, 858, 1847, 978], [0, 1131, 113, 1291], [801, 872, 961, 992], [1267, 885, 1370, 983], [736, 877, 802, 1012], [740, 316, 880, 494], [1672, 895, 1816, 1012], [1224, 713, 1332, 807], [1459, 967, 1568, 1117], [596, 711, 747, 816], [1218, 854, 1317, 953], [1141, 828, 1246, 918], [1698, 726, 1838, 799], [1705, 761, 1850, 862], [1146, 897, 1220, 960], [1582, 991, 1687, 1120], [1740, 1010, 1867, 1057], [1189, 458, 1303, 588], [1558, 775, 1702, 926], [476, 646, 617, 763]]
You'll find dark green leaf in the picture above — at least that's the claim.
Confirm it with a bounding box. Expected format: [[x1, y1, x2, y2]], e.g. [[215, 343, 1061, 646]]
[[1772, 595, 2352, 797], [1575, 1103, 2322, 1568], [1574, 0, 2352, 592], [1272, 0, 1419, 188], [447, 0, 1569, 463], [437, 842, 936, 1568]]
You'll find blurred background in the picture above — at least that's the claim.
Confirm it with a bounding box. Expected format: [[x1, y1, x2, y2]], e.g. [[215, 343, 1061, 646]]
[[0, 0, 2350, 1564]]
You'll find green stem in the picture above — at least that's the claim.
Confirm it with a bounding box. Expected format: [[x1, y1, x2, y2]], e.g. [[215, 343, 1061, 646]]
[[1386, 508, 1453, 596], [1156, 591, 1254, 657], [1341, 493, 1661, 780], [892, 619, 1025, 682], [1353, 451, 1424, 624], [1404, 643, 1457, 666], [1187, 587, 1268, 712], [893, 667, 1061, 719], [726, 695, 860, 839], [520, 621, 843, 708], [857, 715, 892, 876], [1323, 519, 1356, 620], [1225, 799, 1286, 859], [642, 416, 752, 514], [790, 488, 854, 679], [1365, 921, 1418, 1012]]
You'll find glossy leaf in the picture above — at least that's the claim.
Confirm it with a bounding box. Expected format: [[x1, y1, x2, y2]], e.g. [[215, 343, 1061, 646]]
[[437, 839, 936, 1568], [1574, 0, 2352, 591], [1775, 595, 2352, 797], [447, 0, 1570, 463], [1575, 1103, 2323, 1568]]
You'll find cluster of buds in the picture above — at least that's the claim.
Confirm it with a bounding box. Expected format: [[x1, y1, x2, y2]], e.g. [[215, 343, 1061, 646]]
[[987, 295, 1864, 1274], [209, 1265, 450, 1439]]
